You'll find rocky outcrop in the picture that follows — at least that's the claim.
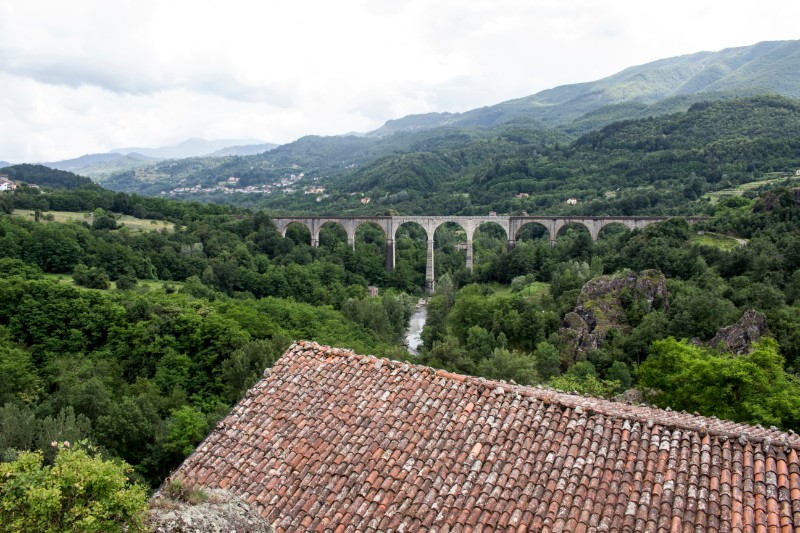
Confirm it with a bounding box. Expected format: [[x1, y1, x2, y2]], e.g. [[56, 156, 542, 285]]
[[753, 187, 800, 212], [706, 308, 767, 355], [560, 270, 669, 363], [147, 488, 274, 533]]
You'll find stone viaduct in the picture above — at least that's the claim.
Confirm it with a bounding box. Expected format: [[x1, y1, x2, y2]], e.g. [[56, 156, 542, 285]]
[[271, 215, 704, 292]]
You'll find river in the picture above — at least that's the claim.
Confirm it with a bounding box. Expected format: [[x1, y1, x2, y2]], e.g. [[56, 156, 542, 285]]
[[404, 299, 427, 355]]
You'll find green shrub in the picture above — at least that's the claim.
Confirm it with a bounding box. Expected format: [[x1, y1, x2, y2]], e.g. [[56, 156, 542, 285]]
[[72, 264, 110, 290], [0, 441, 148, 532], [115, 275, 138, 291], [162, 476, 208, 505]]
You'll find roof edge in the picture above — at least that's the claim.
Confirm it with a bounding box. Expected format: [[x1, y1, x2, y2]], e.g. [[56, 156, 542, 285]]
[[283, 340, 800, 451]]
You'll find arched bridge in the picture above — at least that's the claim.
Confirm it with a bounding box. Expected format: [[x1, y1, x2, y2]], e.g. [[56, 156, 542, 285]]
[[271, 215, 704, 292]]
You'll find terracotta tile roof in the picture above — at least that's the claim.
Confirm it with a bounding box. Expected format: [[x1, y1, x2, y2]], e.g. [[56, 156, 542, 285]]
[[172, 341, 800, 532]]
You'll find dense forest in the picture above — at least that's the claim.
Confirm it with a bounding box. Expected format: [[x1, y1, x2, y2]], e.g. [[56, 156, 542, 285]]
[[0, 185, 422, 489], [2, 96, 800, 519]]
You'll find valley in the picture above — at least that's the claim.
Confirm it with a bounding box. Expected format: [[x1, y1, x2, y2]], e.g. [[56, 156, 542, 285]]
[[2, 37, 800, 531]]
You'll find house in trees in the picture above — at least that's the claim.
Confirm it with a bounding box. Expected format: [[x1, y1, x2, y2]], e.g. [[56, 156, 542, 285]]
[[0, 176, 17, 191], [169, 341, 800, 532]]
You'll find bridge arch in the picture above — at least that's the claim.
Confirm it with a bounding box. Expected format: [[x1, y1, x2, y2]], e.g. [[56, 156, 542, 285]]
[[473, 220, 509, 242], [350, 222, 391, 285], [553, 222, 594, 260], [470, 221, 510, 273], [555, 221, 593, 239], [276, 219, 309, 239], [596, 221, 632, 241], [353, 220, 390, 243], [393, 220, 429, 242], [354, 221, 389, 246], [317, 221, 348, 248], [392, 221, 429, 291], [283, 221, 313, 246], [433, 221, 469, 281], [310, 218, 348, 248], [514, 221, 551, 243]]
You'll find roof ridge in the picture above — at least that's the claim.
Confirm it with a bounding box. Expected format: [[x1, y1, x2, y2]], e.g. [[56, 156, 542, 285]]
[[289, 340, 800, 450]]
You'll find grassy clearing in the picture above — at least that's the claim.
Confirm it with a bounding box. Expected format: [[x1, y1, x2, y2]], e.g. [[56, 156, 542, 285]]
[[691, 231, 744, 251], [704, 173, 800, 204], [115, 214, 174, 232], [492, 280, 550, 302], [521, 281, 550, 299], [11, 210, 173, 232], [42, 273, 183, 293]]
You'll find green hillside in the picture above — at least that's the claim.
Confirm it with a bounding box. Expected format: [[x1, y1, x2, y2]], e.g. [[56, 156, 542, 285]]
[[97, 95, 800, 218], [1, 164, 94, 190], [261, 95, 800, 216], [97, 40, 800, 210], [370, 40, 800, 135], [101, 122, 571, 198]]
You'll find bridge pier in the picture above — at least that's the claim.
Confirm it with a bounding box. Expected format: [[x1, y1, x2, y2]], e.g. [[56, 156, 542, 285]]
[[311, 238, 319, 248], [425, 238, 435, 293], [507, 239, 516, 252], [385, 239, 395, 271], [465, 239, 473, 273]]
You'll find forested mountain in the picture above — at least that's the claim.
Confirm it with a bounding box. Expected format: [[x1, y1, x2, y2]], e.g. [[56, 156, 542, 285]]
[[46, 152, 159, 180], [346, 96, 800, 196], [44, 141, 279, 180], [87, 41, 800, 212], [209, 143, 278, 157], [96, 95, 800, 217], [371, 40, 800, 135], [223, 95, 800, 216], [0, 164, 94, 190], [47, 152, 154, 171], [113, 138, 268, 159], [100, 121, 571, 197]]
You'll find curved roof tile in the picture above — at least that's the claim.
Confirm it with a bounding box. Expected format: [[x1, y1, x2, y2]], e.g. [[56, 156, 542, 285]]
[[172, 341, 800, 532]]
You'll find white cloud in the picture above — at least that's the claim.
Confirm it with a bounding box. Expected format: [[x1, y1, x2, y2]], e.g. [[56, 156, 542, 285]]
[[1, 0, 799, 162]]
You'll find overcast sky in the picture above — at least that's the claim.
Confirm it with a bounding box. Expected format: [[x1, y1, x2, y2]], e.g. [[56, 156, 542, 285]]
[[1, 0, 798, 163]]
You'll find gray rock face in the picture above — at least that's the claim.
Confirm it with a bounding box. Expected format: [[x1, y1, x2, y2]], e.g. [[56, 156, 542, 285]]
[[147, 488, 274, 533], [706, 308, 767, 355], [560, 270, 669, 363]]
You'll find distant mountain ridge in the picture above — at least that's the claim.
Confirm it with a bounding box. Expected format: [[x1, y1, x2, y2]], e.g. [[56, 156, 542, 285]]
[[48, 152, 157, 170], [210, 143, 278, 157], [46, 152, 160, 180], [43, 139, 278, 180], [114, 138, 268, 159], [369, 40, 800, 136]]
